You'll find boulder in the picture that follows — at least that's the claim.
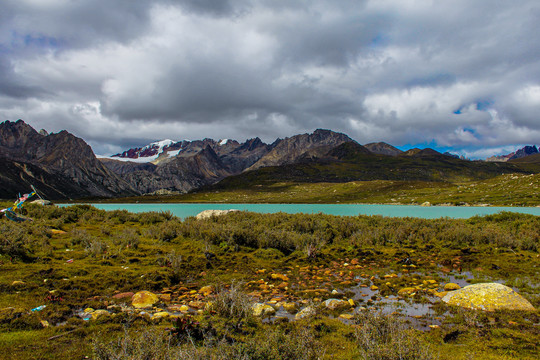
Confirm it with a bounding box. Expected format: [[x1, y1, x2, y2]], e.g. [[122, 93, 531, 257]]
[[282, 302, 299, 314], [397, 287, 416, 296], [421, 201, 432, 207], [252, 303, 276, 317], [198, 285, 214, 296], [323, 299, 350, 310], [444, 283, 461, 291], [442, 283, 535, 311], [295, 306, 316, 320], [152, 311, 170, 320], [195, 209, 239, 220], [159, 293, 171, 302], [91, 310, 111, 320], [31, 199, 52, 206], [132, 291, 159, 309]]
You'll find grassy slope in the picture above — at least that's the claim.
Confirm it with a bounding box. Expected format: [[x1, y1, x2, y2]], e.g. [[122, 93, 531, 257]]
[[105, 173, 540, 206]]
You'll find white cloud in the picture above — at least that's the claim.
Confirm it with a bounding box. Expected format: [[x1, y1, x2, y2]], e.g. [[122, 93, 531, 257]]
[[1, 0, 540, 155]]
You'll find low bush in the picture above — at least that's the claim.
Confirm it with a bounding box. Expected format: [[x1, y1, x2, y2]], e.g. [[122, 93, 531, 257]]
[[354, 311, 435, 360], [209, 283, 254, 320], [93, 328, 179, 360], [0, 222, 31, 260], [113, 228, 140, 249]]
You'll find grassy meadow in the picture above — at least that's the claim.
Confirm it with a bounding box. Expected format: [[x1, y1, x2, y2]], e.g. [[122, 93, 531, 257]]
[[104, 172, 540, 206], [1, 203, 539, 359]]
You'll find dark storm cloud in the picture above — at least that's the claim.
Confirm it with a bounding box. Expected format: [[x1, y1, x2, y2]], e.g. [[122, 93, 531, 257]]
[[0, 58, 48, 98], [1, 0, 160, 49], [1, 0, 539, 157]]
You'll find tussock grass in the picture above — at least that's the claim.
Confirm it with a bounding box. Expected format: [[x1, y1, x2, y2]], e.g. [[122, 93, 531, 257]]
[[355, 311, 436, 360]]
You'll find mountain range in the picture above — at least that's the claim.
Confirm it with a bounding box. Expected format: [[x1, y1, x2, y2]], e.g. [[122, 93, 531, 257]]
[[1, 119, 538, 200], [485, 145, 539, 162]]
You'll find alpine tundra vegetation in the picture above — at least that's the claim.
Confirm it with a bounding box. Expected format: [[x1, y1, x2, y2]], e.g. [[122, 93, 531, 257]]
[[1, 204, 538, 359]]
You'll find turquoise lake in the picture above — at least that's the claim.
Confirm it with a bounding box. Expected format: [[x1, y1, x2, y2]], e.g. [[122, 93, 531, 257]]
[[65, 203, 540, 219]]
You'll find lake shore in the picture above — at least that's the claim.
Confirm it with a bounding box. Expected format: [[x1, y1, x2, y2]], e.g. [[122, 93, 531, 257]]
[[58, 202, 540, 219]]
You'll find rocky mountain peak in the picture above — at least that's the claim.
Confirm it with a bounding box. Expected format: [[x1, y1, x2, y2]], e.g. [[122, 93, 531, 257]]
[[486, 145, 539, 162], [0, 120, 137, 199], [0, 119, 42, 151], [510, 145, 538, 160], [246, 129, 355, 171], [364, 142, 403, 156]]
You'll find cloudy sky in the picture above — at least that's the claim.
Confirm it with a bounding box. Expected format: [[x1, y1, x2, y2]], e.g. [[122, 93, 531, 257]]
[[1, 0, 539, 158]]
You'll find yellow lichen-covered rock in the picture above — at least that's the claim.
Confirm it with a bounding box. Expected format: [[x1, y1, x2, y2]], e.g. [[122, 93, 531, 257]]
[[252, 303, 276, 317], [370, 285, 378, 291], [50, 229, 66, 235], [282, 302, 298, 314], [434, 291, 448, 298], [91, 310, 110, 320], [444, 283, 461, 291], [132, 291, 159, 309], [152, 311, 170, 320], [339, 313, 354, 320], [270, 273, 289, 281], [398, 287, 416, 296], [323, 299, 350, 310], [295, 306, 316, 320], [198, 285, 214, 296], [442, 283, 535, 311]]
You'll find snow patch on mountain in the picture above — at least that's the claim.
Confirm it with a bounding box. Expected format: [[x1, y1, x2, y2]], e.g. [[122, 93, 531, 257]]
[[97, 154, 159, 163], [148, 139, 174, 151], [167, 149, 182, 157]]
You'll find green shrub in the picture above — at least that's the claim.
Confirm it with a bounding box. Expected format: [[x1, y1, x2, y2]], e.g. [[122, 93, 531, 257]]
[[0, 222, 31, 260], [113, 228, 140, 249]]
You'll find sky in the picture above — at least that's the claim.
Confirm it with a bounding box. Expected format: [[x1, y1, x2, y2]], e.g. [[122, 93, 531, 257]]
[[1, 0, 539, 159]]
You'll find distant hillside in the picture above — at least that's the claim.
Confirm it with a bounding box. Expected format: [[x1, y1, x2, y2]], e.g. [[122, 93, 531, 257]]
[[509, 153, 540, 164], [208, 141, 534, 191]]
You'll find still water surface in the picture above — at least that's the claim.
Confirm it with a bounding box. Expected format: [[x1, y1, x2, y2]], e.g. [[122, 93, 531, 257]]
[[66, 203, 540, 219]]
